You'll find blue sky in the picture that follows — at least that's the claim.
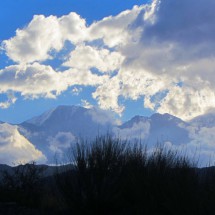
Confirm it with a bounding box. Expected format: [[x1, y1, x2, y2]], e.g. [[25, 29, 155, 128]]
[[0, 0, 147, 39], [0, 0, 215, 123]]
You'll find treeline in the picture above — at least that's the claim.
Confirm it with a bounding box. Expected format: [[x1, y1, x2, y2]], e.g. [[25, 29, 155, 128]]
[[1, 136, 215, 214]]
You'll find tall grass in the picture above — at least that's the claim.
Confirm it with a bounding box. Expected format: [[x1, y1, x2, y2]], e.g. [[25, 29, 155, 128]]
[[56, 136, 201, 215]]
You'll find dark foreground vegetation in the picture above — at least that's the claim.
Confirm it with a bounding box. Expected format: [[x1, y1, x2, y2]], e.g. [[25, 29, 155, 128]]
[[1, 136, 215, 214]]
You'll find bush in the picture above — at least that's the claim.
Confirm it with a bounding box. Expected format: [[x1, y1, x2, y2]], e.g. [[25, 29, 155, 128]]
[[1, 136, 215, 214], [56, 136, 200, 215]]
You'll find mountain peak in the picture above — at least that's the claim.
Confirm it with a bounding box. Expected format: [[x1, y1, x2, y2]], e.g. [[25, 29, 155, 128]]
[[150, 113, 181, 122], [55, 105, 86, 111], [25, 105, 88, 126], [119, 115, 148, 129], [25, 108, 56, 126]]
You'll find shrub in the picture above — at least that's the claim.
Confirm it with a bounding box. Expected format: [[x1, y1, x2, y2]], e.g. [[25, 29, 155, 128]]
[[56, 136, 199, 215]]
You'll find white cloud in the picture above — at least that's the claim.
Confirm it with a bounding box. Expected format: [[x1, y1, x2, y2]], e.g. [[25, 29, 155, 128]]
[[0, 63, 69, 99], [92, 76, 125, 114], [118, 0, 215, 120], [0, 92, 17, 109], [81, 99, 93, 109], [114, 121, 150, 140], [64, 68, 108, 86], [160, 120, 215, 166], [48, 132, 76, 154], [0, 123, 46, 165], [2, 0, 215, 120], [2, 13, 87, 63], [87, 0, 215, 119], [88, 5, 145, 48], [87, 107, 120, 126], [0, 63, 108, 104], [59, 12, 88, 43], [64, 45, 124, 73], [3, 15, 62, 63], [157, 86, 215, 120], [71, 87, 82, 96]]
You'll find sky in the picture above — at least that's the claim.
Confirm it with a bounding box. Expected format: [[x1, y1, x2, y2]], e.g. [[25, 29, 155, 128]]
[[0, 0, 215, 124]]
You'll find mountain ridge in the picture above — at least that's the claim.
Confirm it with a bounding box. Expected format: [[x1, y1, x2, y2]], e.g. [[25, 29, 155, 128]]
[[0, 105, 215, 165]]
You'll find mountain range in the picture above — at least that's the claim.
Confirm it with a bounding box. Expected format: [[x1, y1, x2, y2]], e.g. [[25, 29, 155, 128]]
[[0, 105, 215, 166]]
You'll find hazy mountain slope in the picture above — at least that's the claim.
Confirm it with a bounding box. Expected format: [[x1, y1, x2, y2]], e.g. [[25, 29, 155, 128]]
[[22, 105, 114, 135], [190, 112, 215, 128], [19, 105, 116, 163], [118, 113, 191, 145], [17, 106, 195, 163], [0, 105, 214, 165]]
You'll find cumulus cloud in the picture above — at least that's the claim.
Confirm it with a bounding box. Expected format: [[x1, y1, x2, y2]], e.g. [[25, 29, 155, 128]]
[[0, 63, 108, 103], [1, 0, 215, 120], [2, 13, 87, 63], [0, 123, 46, 165], [63, 45, 124, 73], [87, 107, 120, 126], [163, 125, 215, 167], [119, 0, 215, 119], [71, 87, 82, 96], [114, 121, 150, 140], [0, 92, 17, 109], [0, 63, 68, 99], [149, 115, 215, 166], [81, 99, 93, 109], [94, 0, 215, 119], [157, 86, 215, 120], [48, 132, 76, 154], [92, 76, 125, 114], [88, 5, 144, 47]]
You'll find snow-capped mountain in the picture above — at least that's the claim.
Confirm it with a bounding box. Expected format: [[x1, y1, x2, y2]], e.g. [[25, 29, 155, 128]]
[[118, 113, 190, 145], [18, 105, 117, 162], [21, 105, 115, 136], [1, 105, 215, 165]]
